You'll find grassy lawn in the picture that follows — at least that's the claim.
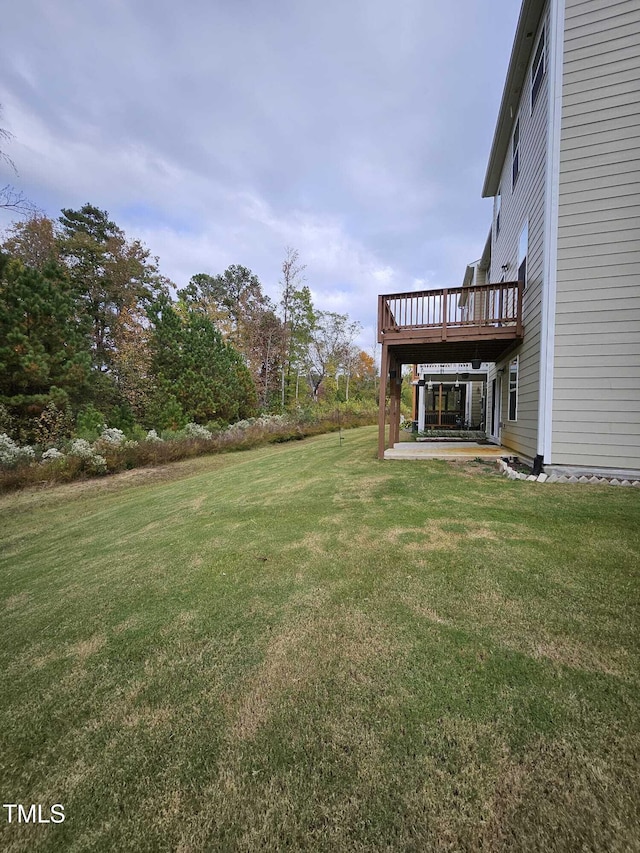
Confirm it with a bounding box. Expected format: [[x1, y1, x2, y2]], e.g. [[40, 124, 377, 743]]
[[1, 425, 639, 852]]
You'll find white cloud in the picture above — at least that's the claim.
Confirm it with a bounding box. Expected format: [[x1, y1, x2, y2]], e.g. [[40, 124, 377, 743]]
[[1, 0, 521, 343]]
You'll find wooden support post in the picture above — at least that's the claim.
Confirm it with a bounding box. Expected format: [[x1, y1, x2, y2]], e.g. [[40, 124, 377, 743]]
[[390, 356, 402, 447], [378, 342, 390, 459]]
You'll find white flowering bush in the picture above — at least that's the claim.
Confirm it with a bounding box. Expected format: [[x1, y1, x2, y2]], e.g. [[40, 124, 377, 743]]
[[90, 454, 107, 473], [184, 422, 213, 440], [99, 427, 127, 446], [68, 438, 95, 459], [67, 438, 107, 473], [145, 429, 163, 443], [0, 434, 36, 468], [41, 447, 65, 463], [223, 414, 290, 438]]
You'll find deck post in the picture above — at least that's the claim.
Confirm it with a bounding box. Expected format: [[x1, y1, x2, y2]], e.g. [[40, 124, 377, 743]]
[[378, 342, 390, 459], [389, 356, 402, 447]]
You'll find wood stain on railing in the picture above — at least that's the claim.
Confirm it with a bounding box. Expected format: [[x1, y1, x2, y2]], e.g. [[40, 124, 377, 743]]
[[378, 282, 522, 337]]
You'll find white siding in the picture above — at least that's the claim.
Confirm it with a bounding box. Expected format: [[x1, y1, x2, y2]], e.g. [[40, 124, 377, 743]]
[[553, 0, 640, 469], [490, 3, 550, 459]]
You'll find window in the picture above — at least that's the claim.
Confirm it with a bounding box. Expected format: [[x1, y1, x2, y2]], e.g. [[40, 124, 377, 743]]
[[496, 187, 501, 237], [531, 27, 546, 110], [512, 118, 520, 189], [518, 220, 528, 288], [508, 357, 519, 421]]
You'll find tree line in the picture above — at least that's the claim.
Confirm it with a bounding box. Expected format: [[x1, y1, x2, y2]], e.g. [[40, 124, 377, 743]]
[[0, 204, 377, 442]]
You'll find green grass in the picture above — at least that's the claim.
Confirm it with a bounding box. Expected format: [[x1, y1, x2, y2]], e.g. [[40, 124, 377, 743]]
[[1, 426, 639, 852]]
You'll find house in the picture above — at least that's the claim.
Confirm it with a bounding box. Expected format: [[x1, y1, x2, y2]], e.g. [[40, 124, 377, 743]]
[[378, 0, 640, 476]]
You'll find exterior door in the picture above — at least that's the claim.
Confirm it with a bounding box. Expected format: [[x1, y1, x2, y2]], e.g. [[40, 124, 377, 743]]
[[425, 384, 466, 427]]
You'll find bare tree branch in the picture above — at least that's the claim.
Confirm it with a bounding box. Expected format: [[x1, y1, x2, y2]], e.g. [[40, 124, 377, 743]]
[[0, 185, 40, 217], [1, 105, 39, 217]]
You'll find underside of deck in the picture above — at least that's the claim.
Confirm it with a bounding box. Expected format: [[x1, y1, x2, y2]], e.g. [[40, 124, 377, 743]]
[[379, 327, 521, 366]]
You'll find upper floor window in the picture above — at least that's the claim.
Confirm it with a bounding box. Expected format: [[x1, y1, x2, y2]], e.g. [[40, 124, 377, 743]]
[[518, 220, 528, 288], [512, 118, 520, 189], [495, 187, 502, 237], [531, 26, 546, 110]]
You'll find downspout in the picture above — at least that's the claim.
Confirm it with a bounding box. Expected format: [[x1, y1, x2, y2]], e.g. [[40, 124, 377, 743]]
[[537, 0, 565, 469]]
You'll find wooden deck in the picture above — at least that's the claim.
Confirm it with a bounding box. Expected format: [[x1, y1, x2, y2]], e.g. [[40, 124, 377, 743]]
[[377, 282, 524, 458], [378, 282, 523, 363]]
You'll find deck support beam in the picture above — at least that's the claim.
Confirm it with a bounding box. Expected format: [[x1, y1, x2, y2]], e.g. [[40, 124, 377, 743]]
[[378, 342, 390, 459], [389, 354, 402, 448]]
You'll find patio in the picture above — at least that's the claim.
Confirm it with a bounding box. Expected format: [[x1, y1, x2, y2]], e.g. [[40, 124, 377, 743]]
[[384, 440, 507, 461]]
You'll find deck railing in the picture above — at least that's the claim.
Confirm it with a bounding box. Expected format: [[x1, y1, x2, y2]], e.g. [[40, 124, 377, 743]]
[[378, 282, 523, 337]]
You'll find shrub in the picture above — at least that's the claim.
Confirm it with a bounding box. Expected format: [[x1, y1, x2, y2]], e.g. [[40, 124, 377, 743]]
[[107, 403, 135, 434], [0, 405, 379, 492], [68, 438, 94, 459], [76, 405, 106, 441], [35, 402, 74, 448], [41, 447, 65, 462], [67, 438, 107, 474], [0, 404, 15, 435], [98, 427, 127, 446], [0, 433, 36, 468], [183, 422, 213, 440]]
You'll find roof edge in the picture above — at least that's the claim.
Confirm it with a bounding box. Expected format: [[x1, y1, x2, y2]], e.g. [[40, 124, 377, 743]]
[[482, 0, 547, 198], [479, 228, 492, 270]]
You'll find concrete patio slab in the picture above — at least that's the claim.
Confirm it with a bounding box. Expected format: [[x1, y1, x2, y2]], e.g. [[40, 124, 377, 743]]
[[384, 441, 507, 461]]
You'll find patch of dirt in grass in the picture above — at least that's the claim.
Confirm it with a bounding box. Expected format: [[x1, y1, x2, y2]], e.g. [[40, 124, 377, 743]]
[[447, 460, 501, 479], [528, 636, 627, 678], [289, 584, 331, 610], [291, 531, 330, 556], [188, 495, 207, 511], [386, 520, 503, 552], [8, 634, 107, 676], [67, 633, 106, 660], [112, 614, 143, 634], [466, 525, 501, 541], [15, 644, 60, 671], [465, 590, 626, 678], [332, 473, 393, 505], [230, 610, 394, 740], [121, 704, 174, 729], [4, 591, 30, 611], [158, 610, 198, 640], [400, 595, 453, 627]]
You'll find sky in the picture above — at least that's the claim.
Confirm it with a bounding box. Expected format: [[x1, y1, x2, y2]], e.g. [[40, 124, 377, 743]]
[[0, 0, 521, 350]]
